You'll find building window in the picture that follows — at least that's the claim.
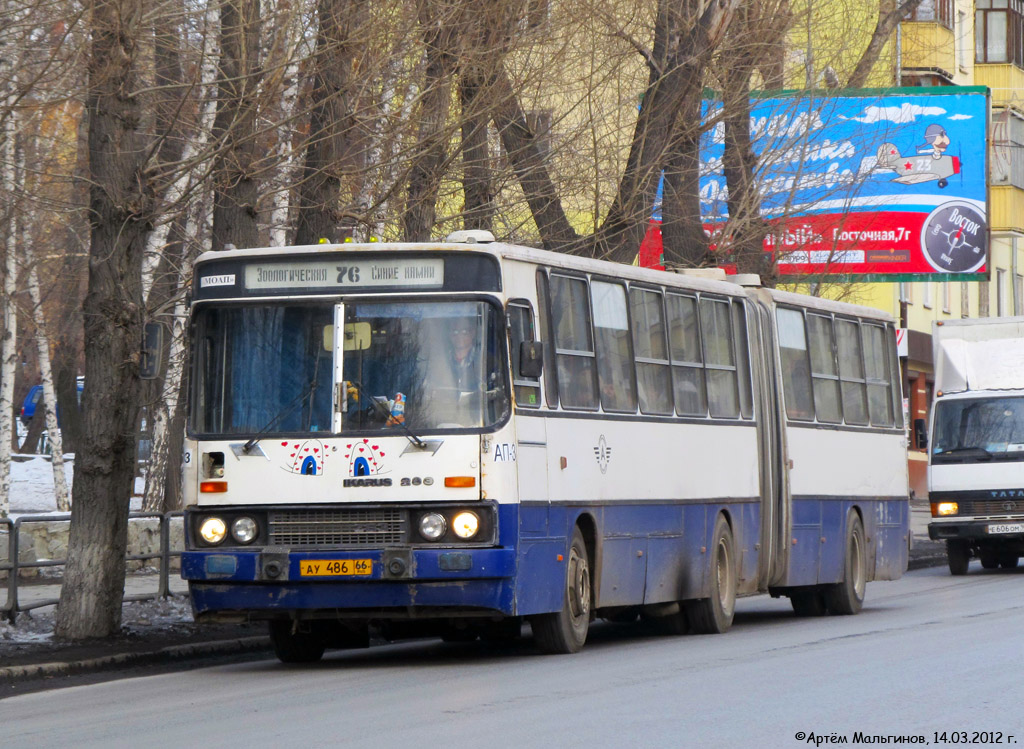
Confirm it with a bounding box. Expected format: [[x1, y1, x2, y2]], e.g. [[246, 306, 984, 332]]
[[998, 268, 1007, 316], [942, 282, 951, 313], [907, 0, 953, 29], [976, 0, 1024, 66], [899, 282, 912, 303], [961, 283, 970, 317], [922, 282, 933, 309], [959, 11, 969, 70], [1016, 274, 1023, 315], [980, 282, 991, 317]]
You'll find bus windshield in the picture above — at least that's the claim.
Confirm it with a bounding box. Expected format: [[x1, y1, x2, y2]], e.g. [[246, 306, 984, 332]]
[[192, 300, 509, 436], [932, 396, 1024, 463]]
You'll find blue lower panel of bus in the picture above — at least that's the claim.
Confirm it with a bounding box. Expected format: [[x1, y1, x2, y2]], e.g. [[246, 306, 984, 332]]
[[785, 496, 908, 587]]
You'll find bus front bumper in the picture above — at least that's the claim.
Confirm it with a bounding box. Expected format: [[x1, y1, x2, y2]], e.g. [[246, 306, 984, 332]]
[[181, 547, 517, 616]]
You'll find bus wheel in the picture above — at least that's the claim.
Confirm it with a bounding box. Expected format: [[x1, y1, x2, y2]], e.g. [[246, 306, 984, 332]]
[[825, 512, 867, 615], [946, 539, 970, 576], [790, 591, 827, 617], [688, 515, 737, 634], [998, 553, 1019, 569], [269, 620, 326, 664], [531, 526, 591, 654]]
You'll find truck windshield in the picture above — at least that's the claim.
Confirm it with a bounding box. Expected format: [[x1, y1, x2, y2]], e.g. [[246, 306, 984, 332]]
[[932, 396, 1024, 463], [192, 300, 508, 436]]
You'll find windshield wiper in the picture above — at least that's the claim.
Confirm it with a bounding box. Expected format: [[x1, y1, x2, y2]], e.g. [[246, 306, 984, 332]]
[[241, 381, 320, 455], [347, 379, 427, 450]]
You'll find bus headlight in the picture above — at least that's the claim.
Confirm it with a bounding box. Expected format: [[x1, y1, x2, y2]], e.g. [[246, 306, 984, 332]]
[[452, 511, 480, 539], [199, 517, 227, 545], [231, 516, 258, 544], [419, 512, 447, 541]]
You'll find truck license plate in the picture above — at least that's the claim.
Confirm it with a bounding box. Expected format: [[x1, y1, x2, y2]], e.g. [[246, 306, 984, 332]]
[[986, 523, 1024, 535], [299, 559, 372, 576]]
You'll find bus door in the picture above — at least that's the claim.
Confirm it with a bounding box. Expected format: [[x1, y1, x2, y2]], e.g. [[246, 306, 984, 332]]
[[749, 293, 788, 588], [507, 302, 549, 524]]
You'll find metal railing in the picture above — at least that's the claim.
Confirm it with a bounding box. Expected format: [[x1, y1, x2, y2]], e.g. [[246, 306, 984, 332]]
[[1, 511, 183, 624]]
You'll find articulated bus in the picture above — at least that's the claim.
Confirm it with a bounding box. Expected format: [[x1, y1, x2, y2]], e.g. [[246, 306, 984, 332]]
[[180, 231, 910, 662]]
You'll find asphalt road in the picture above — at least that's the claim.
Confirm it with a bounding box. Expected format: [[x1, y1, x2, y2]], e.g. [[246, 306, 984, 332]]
[[4, 561, 1022, 749]]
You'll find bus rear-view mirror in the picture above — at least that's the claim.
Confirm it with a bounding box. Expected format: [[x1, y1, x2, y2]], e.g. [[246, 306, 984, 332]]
[[140, 322, 166, 379], [323, 322, 372, 352]]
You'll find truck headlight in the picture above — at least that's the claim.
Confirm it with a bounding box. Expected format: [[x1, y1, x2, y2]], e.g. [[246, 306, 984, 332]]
[[452, 511, 480, 539], [199, 517, 227, 545], [934, 502, 959, 517]]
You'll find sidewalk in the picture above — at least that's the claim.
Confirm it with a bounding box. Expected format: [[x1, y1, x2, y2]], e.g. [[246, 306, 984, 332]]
[[1, 507, 947, 687]]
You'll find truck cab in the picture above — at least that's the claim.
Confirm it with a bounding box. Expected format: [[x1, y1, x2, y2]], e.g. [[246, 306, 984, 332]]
[[927, 318, 1024, 574]]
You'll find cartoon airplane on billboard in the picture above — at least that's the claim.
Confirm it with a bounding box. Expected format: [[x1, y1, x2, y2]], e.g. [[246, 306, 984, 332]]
[[875, 124, 960, 188]]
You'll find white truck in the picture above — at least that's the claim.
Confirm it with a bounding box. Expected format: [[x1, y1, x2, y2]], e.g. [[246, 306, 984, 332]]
[[927, 317, 1024, 575]]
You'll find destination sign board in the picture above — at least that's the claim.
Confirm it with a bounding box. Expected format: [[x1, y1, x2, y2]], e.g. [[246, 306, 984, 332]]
[[243, 258, 444, 291]]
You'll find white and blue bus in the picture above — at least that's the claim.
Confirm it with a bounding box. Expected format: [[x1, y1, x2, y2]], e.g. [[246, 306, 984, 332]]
[[180, 231, 910, 662]]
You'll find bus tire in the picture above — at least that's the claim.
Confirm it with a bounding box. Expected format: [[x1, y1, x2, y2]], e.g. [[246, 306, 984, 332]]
[[946, 539, 970, 576], [269, 620, 326, 664], [688, 515, 737, 634], [824, 512, 867, 615], [531, 526, 591, 654], [790, 590, 827, 617]]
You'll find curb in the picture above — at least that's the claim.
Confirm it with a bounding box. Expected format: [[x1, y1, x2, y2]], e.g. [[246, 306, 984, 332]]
[[0, 636, 271, 683]]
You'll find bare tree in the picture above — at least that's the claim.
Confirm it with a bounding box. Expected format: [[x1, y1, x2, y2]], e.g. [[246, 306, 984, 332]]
[[56, 0, 155, 640]]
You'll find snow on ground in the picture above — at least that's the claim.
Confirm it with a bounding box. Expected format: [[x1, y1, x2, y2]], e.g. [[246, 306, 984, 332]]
[[7, 455, 144, 516]]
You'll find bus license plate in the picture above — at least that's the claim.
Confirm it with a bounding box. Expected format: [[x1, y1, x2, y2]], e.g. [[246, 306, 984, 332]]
[[299, 559, 372, 577], [986, 523, 1024, 535]]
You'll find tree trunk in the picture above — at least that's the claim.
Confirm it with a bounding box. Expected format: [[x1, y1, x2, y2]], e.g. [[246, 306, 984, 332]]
[[659, 76, 710, 268], [210, 0, 262, 252], [460, 74, 494, 233], [402, 0, 460, 242], [0, 21, 19, 516], [26, 261, 69, 510], [294, 0, 368, 246], [56, 0, 153, 641]]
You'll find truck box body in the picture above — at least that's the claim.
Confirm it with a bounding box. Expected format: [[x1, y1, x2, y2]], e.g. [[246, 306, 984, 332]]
[[927, 317, 1024, 573]]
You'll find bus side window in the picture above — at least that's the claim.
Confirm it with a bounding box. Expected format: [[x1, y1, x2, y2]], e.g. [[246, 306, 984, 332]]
[[550, 274, 599, 410], [667, 293, 707, 416], [700, 297, 740, 418], [629, 287, 673, 415], [591, 280, 637, 413], [835, 318, 869, 425], [537, 271, 558, 408], [807, 313, 842, 424], [508, 302, 541, 408], [776, 308, 814, 421], [732, 301, 753, 419], [863, 323, 895, 427]]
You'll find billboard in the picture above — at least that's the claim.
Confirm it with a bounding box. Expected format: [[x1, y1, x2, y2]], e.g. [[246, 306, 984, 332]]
[[644, 87, 990, 280]]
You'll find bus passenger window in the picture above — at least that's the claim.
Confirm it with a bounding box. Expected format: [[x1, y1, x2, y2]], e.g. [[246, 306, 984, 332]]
[[508, 303, 541, 408], [731, 301, 753, 419], [808, 314, 841, 424], [836, 319, 868, 425], [701, 298, 739, 418], [776, 308, 814, 420], [630, 288, 673, 415], [551, 274, 598, 410], [591, 281, 637, 413], [667, 293, 706, 416], [863, 324, 894, 426]]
